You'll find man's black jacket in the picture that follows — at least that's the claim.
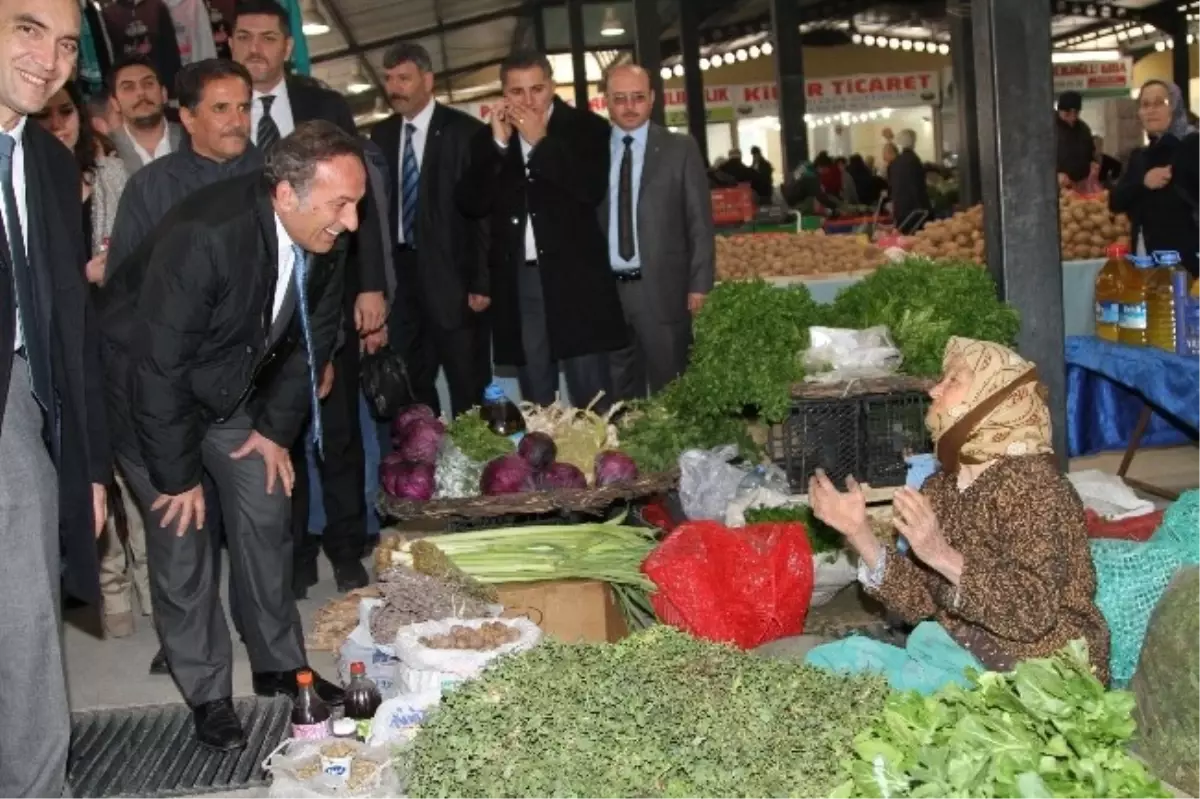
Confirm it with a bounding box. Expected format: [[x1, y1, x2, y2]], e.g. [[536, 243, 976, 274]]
[[99, 172, 345, 495]]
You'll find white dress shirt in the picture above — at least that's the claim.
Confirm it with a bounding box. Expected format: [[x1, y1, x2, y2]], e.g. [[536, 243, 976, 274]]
[[495, 104, 554, 262], [127, 123, 173, 165], [0, 116, 29, 350], [272, 213, 297, 323], [396, 99, 436, 245], [252, 79, 296, 143]]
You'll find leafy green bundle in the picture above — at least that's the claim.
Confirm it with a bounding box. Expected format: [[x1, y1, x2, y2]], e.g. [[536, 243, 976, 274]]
[[618, 399, 759, 474], [833, 641, 1170, 798], [446, 409, 514, 463], [825, 258, 1020, 376], [407, 627, 890, 798], [744, 505, 843, 556]]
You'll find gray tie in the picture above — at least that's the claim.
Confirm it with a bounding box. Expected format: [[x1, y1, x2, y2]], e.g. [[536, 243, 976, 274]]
[[258, 96, 281, 152], [0, 133, 49, 408]]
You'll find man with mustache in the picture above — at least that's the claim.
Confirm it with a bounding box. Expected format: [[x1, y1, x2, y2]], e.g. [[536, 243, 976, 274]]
[[231, 0, 388, 596], [107, 54, 183, 174], [98, 121, 357, 750], [369, 41, 489, 419]]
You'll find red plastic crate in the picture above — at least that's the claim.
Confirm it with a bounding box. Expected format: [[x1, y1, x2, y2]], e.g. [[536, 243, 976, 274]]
[[711, 184, 755, 225]]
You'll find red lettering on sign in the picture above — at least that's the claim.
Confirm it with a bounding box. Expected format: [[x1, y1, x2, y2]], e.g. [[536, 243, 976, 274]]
[[807, 81, 824, 97], [885, 76, 902, 92], [709, 87, 729, 102]]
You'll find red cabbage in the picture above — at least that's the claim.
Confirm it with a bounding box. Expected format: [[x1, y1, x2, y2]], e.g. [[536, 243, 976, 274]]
[[594, 450, 639, 487], [391, 404, 436, 445], [480, 454, 535, 496], [397, 418, 445, 464], [536, 461, 587, 490], [380, 460, 435, 501], [517, 432, 557, 472]]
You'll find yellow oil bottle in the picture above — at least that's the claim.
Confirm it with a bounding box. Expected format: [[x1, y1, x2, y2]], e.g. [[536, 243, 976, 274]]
[[1147, 251, 1181, 352], [1094, 242, 1130, 342], [1118, 255, 1153, 347]]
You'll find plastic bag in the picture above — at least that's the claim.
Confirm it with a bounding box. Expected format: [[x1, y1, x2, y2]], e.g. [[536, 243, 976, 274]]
[[337, 598, 401, 698], [644, 520, 816, 649], [392, 616, 542, 687], [264, 738, 402, 798], [359, 345, 415, 422], [367, 689, 443, 747], [678, 445, 747, 521], [803, 325, 903, 383]]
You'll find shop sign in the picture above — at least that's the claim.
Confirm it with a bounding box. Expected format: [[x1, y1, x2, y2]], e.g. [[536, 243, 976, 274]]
[[1052, 58, 1134, 97]]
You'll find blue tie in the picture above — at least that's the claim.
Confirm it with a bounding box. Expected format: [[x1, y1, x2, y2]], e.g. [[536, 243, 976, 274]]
[[291, 244, 323, 458], [400, 122, 418, 245]]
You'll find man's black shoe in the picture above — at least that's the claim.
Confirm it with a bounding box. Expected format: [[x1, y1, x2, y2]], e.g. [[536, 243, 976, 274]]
[[193, 698, 247, 751], [252, 668, 345, 706], [333, 559, 369, 592], [149, 648, 169, 676]]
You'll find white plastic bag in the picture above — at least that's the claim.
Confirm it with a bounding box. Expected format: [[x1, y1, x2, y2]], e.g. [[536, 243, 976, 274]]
[[264, 738, 401, 798], [367, 689, 442, 747], [803, 325, 903, 383], [337, 599, 401, 699], [679, 445, 747, 521], [393, 616, 542, 679]]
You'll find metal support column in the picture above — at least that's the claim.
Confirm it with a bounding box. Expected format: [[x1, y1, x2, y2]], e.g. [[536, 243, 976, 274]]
[[567, 0, 589, 107], [769, 0, 808, 172], [972, 0, 1067, 461], [633, 0, 665, 125], [1170, 18, 1190, 113], [532, 2, 546, 52], [949, 0, 980, 207], [678, 0, 708, 160]]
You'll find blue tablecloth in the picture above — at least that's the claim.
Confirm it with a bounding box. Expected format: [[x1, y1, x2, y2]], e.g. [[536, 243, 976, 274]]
[[1065, 336, 1199, 457]]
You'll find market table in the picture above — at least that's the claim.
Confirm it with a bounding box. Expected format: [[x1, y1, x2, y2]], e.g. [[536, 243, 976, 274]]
[[1065, 336, 1199, 496]]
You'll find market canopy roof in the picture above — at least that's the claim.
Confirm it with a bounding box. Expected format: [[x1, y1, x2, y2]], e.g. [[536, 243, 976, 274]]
[[303, 0, 1197, 127]]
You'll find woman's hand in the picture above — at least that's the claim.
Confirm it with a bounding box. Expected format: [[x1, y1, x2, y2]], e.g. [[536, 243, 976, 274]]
[[1144, 165, 1173, 190], [809, 470, 880, 566], [892, 487, 962, 583], [84, 252, 107, 285]]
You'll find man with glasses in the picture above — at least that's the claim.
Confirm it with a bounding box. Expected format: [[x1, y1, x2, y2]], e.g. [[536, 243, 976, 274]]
[[602, 64, 713, 401]]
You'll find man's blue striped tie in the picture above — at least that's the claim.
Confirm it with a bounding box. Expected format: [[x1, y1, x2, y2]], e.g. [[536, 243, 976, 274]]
[[401, 122, 419, 245], [291, 244, 324, 458]]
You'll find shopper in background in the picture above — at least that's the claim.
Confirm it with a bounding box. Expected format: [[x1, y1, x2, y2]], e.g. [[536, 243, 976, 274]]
[[602, 64, 713, 400], [719, 147, 772, 203], [1109, 80, 1199, 277], [457, 50, 625, 411], [836, 156, 859, 204], [887, 129, 931, 233], [846, 154, 879, 208], [1092, 135, 1122, 186], [1054, 90, 1095, 186], [815, 150, 842, 198], [107, 55, 183, 174], [750, 144, 774, 190], [370, 41, 490, 418]]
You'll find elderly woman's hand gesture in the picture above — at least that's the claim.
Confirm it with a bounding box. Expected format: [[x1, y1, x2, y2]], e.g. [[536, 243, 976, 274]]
[[809, 470, 882, 569], [892, 487, 964, 584]]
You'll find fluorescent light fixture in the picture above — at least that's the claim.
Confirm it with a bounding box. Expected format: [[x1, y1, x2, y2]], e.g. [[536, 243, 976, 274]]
[[599, 6, 625, 37], [1051, 49, 1121, 63]]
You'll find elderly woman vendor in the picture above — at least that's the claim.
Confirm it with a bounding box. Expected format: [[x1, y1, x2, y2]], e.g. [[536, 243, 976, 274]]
[[808, 337, 1110, 684]]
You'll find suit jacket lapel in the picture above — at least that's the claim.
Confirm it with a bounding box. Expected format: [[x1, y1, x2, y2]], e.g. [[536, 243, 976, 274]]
[[255, 184, 291, 341], [287, 79, 315, 124], [22, 130, 55, 344], [420, 105, 446, 208], [636, 124, 663, 233], [112, 129, 141, 174]]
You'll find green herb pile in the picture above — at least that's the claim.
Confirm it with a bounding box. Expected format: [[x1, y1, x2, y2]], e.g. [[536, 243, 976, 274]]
[[406, 626, 890, 798], [832, 641, 1170, 798], [744, 505, 843, 556], [618, 399, 759, 474], [824, 258, 1019, 376], [446, 409, 514, 463]]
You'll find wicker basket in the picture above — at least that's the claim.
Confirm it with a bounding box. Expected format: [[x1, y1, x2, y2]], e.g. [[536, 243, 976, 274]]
[[376, 469, 680, 524]]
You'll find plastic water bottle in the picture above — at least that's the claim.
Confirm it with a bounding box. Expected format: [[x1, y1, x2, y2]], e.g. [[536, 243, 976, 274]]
[[481, 383, 525, 440]]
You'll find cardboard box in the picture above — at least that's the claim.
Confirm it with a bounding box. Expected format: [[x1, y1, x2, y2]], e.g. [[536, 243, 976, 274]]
[[496, 579, 628, 644]]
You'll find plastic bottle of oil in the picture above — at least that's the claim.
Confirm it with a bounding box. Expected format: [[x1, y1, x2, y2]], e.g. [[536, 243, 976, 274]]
[[1146, 251, 1181, 352], [1187, 276, 1200, 356], [1094, 242, 1130, 341], [1118, 255, 1153, 347]]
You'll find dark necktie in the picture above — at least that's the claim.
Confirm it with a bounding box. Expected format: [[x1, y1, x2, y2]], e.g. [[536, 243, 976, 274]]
[[291, 244, 323, 458], [400, 122, 419, 245], [0, 133, 49, 408], [258, 95, 281, 152], [617, 134, 635, 262]]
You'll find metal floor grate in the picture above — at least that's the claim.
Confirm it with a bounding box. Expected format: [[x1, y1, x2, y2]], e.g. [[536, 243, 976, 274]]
[[68, 696, 290, 798]]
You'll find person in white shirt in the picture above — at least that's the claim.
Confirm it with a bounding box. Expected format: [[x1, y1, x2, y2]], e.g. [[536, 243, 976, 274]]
[[106, 54, 183, 174]]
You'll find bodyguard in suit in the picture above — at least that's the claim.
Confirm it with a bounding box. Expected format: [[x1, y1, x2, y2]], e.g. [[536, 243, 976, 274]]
[[602, 64, 714, 400], [0, 0, 111, 792], [457, 50, 625, 410], [107, 54, 184, 174], [99, 122, 357, 750], [232, 0, 387, 592], [371, 42, 490, 418]]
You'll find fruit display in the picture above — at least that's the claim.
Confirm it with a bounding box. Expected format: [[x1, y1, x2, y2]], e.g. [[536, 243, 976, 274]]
[[907, 193, 1131, 264], [715, 231, 887, 280]]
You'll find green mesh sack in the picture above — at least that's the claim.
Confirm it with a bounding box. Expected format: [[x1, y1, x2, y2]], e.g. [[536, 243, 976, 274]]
[[1131, 567, 1199, 797], [1090, 491, 1199, 687]]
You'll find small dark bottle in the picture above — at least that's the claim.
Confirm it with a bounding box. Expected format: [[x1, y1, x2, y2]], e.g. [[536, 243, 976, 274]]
[[344, 662, 382, 742], [481, 383, 526, 438], [290, 669, 332, 740]]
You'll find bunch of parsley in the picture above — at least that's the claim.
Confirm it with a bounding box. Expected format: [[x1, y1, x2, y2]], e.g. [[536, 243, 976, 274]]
[[832, 640, 1170, 798]]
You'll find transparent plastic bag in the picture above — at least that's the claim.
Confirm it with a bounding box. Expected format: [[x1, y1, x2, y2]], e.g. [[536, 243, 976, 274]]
[[679, 445, 747, 521], [803, 325, 903, 383], [264, 738, 402, 798]]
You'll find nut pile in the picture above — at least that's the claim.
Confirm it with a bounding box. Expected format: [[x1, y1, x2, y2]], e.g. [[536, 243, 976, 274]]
[[715, 231, 887, 280], [368, 566, 494, 645], [419, 621, 521, 651], [294, 744, 383, 791]]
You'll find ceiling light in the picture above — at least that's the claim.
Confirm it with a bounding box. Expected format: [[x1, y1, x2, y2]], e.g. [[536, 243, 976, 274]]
[[599, 6, 625, 37], [1167, 38, 1175, 48], [864, 34, 876, 45], [937, 43, 949, 54], [672, 63, 684, 77], [347, 77, 372, 94], [1052, 49, 1121, 63], [761, 41, 774, 55], [724, 52, 737, 64], [1155, 40, 1166, 50], [877, 37, 888, 47], [699, 57, 710, 70], [888, 37, 900, 48], [301, 2, 330, 36], [736, 48, 748, 61], [660, 66, 672, 79], [901, 39, 913, 50], [749, 45, 761, 57], [1190, 33, 1196, 44], [851, 33, 863, 44], [914, 40, 926, 51], [804, 113, 813, 123]]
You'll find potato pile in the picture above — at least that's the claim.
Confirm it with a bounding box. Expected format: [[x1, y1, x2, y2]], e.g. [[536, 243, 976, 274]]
[[715, 231, 887, 280], [419, 621, 521, 651], [907, 205, 986, 263]]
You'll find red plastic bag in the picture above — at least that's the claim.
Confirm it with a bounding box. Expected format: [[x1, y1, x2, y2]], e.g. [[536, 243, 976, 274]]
[[1085, 508, 1163, 542], [643, 521, 815, 650]]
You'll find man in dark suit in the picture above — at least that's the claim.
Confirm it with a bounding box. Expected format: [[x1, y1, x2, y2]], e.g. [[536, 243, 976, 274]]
[[107, 54, 185, 175], [601, 64, 714, 400], [232, 0, 386, 593], [0, 0, 111, 792], [99, 122, 356, 750], [457, 50, 625, 410], [370, 42, 490, 418]]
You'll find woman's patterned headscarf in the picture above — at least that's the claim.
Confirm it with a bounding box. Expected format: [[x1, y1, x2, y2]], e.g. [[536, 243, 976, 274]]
[[1141, 79, 1196, 141], [926, 337, 1053, 471]]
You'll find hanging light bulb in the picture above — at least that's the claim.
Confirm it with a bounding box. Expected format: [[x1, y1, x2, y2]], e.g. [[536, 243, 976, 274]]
[[852, 33, 863, 44], [699, 57, 710, 70], [804, 113, 813, 123], [672, 63, 685, 77], [901, 39, 913, 50], [599, 6, 626, 37], [1155, 40, 1166, 51], [877, 37, 888, 47], [914, 40, 926, 52], [761, 41, 774, 55], [346, 69, 372, 94], [888, 37, 900, 48], [937, 43, 950, 54], [1167, 38, 1175, 48], [736, 48, 748, 61], [749, 45, 761, 58], [1189, 33, 1195, 44], [863, 34, 876, 45], [660, 66, 672, 80]]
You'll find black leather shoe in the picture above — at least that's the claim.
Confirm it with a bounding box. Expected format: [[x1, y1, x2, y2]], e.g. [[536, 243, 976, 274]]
[[252, 668, 345, 706], [193, 699, 246, 752], [149, 648, 169, 676], [333, 559, 369, 592]]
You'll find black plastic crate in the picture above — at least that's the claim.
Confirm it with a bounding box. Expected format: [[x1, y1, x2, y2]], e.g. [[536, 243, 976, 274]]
[[768, 398, 862, 490], [862, 391, 933, 487]]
